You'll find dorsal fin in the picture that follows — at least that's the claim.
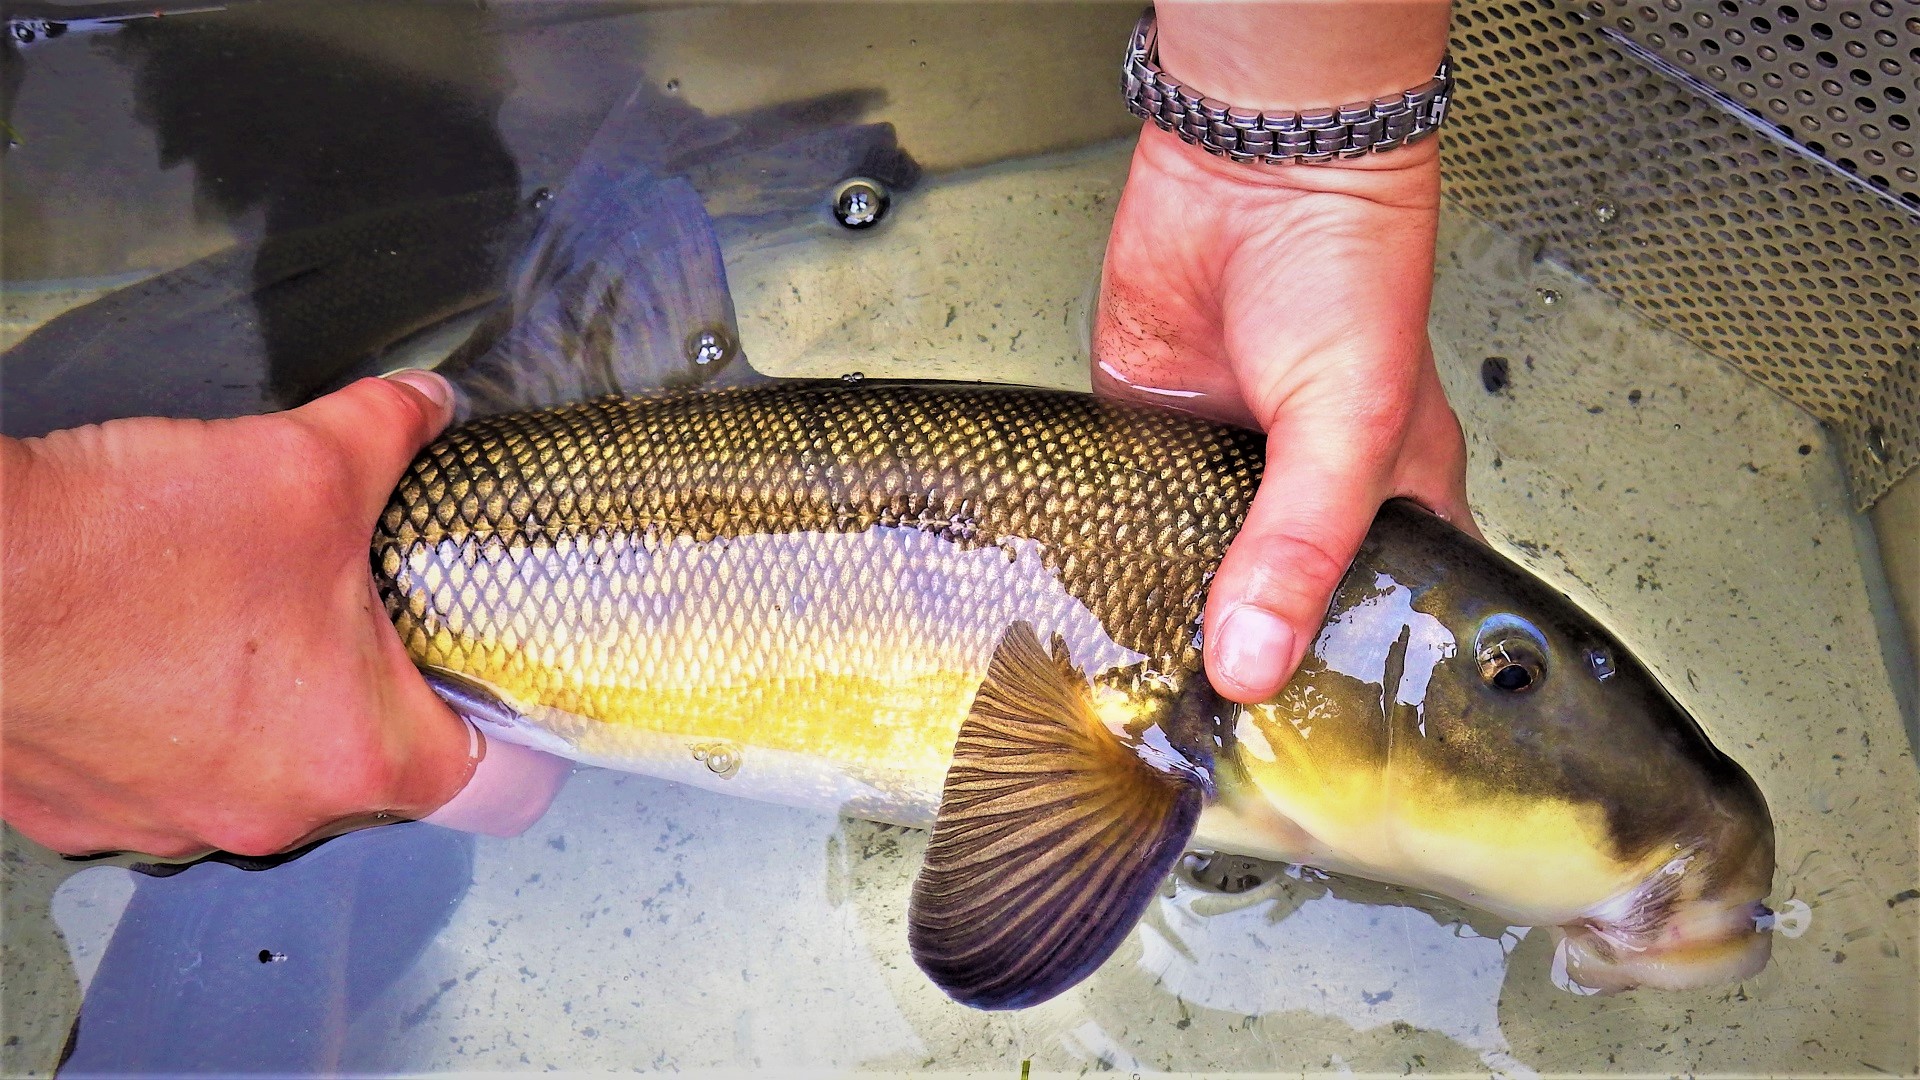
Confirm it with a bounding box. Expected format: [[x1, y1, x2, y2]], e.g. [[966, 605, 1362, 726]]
[[909, 623, 1215, 1010]]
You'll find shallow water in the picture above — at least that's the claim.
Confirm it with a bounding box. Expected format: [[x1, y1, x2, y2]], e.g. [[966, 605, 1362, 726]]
[[4, 3, 1917, 1077]]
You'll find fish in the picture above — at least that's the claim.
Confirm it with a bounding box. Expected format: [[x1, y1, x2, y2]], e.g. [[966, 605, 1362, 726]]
[[366, 110, 1779, 1009]]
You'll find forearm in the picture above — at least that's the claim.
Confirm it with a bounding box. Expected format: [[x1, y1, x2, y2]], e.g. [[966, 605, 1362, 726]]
[[1, 436, 81, 718], [1154, 2, 1452, 111]]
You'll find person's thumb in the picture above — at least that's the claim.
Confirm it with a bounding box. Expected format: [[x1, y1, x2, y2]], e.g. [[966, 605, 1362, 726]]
[[1204, 411, 1395, 704], [288, 370, 454, 519]]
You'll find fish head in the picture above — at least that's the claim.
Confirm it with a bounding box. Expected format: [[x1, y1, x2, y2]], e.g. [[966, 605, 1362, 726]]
[[1225, 499, 1776, 993], [1513, 623, 1776, 993]]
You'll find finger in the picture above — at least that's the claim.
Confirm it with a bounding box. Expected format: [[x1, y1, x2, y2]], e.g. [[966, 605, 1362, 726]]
[[420, 726, 572, 838], [288, 371, 454, 517], [1391, 362, 1481, 541], [1205, 409, 1397, 704]]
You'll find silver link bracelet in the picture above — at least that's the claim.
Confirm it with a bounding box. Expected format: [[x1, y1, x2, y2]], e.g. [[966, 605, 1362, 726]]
[[1120, 7, 1453, 165]]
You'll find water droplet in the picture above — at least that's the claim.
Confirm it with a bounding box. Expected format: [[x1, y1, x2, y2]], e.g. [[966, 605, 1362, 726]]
[[258, 949, 287, 964], [526, 187, 552, 212], [1761, 898, 1812, 938], [831, 177, 890, 229], [665, 78, 680, 92], [687, 327, 732, 368], [11, 22, 36, 44], [1586, 648, 1617, 680], [840, 371, 866, 385], [1535, 287, 1562, 308], [1590, 197, 1618, 226]]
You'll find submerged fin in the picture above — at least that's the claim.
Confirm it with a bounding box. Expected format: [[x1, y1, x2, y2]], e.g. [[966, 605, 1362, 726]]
[[437, 170, 757, 418], [438, 86, 767, 418], [909, 623, 1213, 1010], [429, 83, 927, 416]]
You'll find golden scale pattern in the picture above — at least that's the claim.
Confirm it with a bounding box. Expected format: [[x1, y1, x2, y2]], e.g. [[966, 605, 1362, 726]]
[[372, 384, 1266, 735]]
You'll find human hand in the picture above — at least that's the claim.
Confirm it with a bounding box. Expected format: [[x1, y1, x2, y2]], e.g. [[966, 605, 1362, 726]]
[[1095, 125, 1475, 704], [1, 372, 566, 859]]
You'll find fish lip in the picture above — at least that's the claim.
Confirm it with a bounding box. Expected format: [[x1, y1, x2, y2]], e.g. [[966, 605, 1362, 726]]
[[1555, 898, 1775, 993]]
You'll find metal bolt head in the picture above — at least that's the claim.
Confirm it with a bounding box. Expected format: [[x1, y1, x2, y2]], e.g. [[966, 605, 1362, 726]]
[[1865, 423, 1891, 464], [832, 177, 890, 229], [687, 327, 732, 368]]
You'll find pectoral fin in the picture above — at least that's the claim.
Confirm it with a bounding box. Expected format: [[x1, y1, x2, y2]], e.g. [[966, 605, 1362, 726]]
[[909, 623, 1210, 1010]]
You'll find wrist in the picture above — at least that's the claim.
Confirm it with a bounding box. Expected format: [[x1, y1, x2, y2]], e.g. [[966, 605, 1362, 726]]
[[1154, 2, 1452, 111], [1135, 121, 1441, 201]]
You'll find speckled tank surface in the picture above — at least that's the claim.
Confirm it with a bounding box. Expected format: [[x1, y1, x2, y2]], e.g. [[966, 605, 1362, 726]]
[[4, 4, 1917, 1076]]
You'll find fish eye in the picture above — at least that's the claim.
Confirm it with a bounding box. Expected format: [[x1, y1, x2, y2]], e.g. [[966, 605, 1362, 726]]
[[1475, 615, 1548, 694]]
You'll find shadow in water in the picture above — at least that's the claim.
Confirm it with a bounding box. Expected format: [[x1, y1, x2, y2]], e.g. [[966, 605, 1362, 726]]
[[1, 1, 525, 435], [59, 823, 476, 1077], [0, 1, 921, 438]]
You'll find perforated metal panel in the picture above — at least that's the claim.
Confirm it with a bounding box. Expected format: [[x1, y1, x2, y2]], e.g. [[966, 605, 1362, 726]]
[[1442, 0, 1919, 507]]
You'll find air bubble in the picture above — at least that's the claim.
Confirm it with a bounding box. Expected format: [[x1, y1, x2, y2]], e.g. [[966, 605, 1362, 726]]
[[691, 742, 742, 779], [1760, 898, 1812, 937]]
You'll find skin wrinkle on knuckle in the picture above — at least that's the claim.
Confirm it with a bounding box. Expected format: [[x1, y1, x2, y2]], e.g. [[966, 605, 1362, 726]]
[[362, 374, 442, 441], [1227, 528, 1355, 620]]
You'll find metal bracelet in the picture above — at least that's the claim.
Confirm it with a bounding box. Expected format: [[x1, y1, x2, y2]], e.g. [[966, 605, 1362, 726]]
[[1120, 7, 1453, 165]]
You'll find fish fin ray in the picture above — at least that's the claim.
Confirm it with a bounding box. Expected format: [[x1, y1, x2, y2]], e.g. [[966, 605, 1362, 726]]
[[418, 666, 575, 758], [908, 622, 1208, 1010]]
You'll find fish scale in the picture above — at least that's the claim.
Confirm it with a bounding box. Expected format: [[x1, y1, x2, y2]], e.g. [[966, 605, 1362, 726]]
[[373, 381, 1262, 820]]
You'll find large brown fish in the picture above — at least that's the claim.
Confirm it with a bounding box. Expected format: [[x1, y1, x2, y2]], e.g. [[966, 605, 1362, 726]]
[[369, 107, 1777, 1009], [372, 382, 1776, 1009]]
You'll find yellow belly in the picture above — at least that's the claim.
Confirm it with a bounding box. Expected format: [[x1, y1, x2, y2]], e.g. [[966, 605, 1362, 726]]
[[393, 523, 1151, 823]]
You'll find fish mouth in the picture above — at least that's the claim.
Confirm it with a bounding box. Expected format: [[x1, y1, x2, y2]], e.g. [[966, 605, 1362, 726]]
[[1553, 898, 1774, 993]]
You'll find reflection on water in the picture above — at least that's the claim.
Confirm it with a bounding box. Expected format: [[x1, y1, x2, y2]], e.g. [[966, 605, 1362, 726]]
[[2, 2, 1917, 1077], [1140, 876, 1528, 1075]]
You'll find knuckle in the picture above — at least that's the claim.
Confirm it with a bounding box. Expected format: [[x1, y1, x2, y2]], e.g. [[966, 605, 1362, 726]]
[[146, 837, 212, 861], [1261, 530, 1355, 597], [356, 376, 437, 435], [204, 821, 306, 858], [310, 750, 402, 820]]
